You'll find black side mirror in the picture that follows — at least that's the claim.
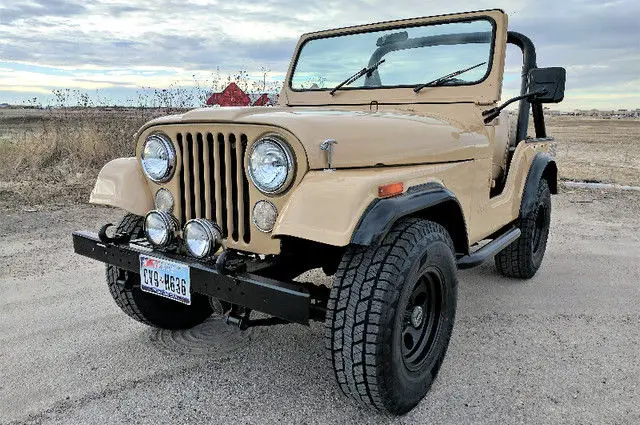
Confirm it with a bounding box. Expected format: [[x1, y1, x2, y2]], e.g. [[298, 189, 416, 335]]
[[528, 67, 566, 103]]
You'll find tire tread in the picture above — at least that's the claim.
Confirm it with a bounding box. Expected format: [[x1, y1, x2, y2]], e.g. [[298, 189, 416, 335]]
[[325, 218, 456, 413]]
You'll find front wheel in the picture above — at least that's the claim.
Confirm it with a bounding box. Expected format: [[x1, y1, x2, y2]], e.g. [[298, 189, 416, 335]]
[[106, 214, 213, 329], [325, 218, 458, 415], [495, 179, 552, 278]]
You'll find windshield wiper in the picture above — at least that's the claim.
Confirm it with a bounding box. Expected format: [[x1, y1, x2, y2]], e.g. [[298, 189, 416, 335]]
[[413, 61, 487, 93], [329, 59, 385, 96]]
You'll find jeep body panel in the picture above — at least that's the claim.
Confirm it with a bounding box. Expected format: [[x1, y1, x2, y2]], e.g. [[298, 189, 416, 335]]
[[273, 138, 550, 248], [520, 152, 558, 215], [281, 9, 508, 106], [89, 157, 153, 216], [273, 162, 475, 247], [137, 103, 490, 170], [90, 114, 551, 253]]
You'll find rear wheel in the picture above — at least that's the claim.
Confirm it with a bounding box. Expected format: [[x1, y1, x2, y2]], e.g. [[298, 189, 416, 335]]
[[495, 179, 552, 278], [106, 214, 213, 329], [325, 218, 458, 415]]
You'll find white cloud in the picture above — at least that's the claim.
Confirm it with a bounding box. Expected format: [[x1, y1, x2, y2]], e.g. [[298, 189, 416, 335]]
[[0, 0, 638, 108]]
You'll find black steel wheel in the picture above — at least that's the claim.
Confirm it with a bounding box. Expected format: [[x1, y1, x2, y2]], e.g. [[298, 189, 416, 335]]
[[106, 214, 213, 329], [495, 179, 552, 278], [401, 270, 443, 372], [326, 218, 458, 415]]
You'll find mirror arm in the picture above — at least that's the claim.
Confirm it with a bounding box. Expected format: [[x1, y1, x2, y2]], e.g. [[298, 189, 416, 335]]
[[482, 90, 546, 124]]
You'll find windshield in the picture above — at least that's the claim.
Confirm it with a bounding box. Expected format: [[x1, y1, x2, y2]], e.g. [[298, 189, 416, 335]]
[[290, 18, 495, 92]]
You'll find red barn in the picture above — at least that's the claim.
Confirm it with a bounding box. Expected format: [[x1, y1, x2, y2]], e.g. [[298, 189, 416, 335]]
[[252, 93, 271, 106], [206, 82, 250, 106]]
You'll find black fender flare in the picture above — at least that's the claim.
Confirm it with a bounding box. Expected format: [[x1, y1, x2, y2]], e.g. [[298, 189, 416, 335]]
[[520, 152, 558, 217], [350, 183, 469, 254]]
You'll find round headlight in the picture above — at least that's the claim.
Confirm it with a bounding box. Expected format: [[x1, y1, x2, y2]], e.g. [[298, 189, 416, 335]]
[[141, 134, 175, 182], [248, 136, 294, 194], [154, 188, 174, 212], [144, 210, 178, 247], [183, 219, 222, 258], [252, 200, 278, 233]]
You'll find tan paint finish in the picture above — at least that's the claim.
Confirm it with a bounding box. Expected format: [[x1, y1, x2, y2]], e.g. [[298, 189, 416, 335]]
[[487, 111, 513, 179], [479, 140, 551, 240], [89, 157, 153, 216], [280, 9, 508, 106], [274, 161, 477, 246], [274, 140, 550, 247], [135, 123, 309, 255], [137, 103, 492, 170], [90, 10, 556, 256]]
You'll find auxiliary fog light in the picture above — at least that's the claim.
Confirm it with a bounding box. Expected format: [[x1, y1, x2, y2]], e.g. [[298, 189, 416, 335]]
[[252, 200, 278, 233], [144, 210, 179, 247], [183, 219, 222, 258]]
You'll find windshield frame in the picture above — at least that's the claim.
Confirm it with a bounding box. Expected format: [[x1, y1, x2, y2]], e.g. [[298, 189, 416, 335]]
[[288, 15, 497, 93]]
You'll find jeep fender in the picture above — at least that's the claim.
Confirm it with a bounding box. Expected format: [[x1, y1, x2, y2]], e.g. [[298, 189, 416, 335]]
[[351, 183, 469, 254], [520, 152, 557, 217], [273, 164, 470, 254], [89, 157, 153, 216]]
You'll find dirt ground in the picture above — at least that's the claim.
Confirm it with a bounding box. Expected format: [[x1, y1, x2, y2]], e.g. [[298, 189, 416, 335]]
[[1, 186, 638, 425]]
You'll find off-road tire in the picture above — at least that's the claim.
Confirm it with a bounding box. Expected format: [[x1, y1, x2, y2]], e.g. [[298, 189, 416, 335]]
[[495, 179, 551, 278], [106, 214, 213, 329], [325, 218, 458, 415]]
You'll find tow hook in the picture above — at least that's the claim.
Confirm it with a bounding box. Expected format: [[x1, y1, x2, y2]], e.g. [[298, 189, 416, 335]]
[[98, 223, 131, 244], [215, 250, 247, 274]]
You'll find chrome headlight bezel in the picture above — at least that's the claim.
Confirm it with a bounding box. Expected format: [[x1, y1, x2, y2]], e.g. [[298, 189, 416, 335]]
[[247, 135, 295, 195], [141, 133, 176, 183]]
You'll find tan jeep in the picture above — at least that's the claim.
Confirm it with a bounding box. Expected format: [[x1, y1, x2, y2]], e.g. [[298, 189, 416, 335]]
[[73, 9, 565, 414]]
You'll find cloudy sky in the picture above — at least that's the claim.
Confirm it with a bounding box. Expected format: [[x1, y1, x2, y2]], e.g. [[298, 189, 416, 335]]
[[0, 0, 638, 110]]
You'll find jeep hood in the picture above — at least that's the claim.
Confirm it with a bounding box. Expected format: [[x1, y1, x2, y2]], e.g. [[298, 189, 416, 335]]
[[145, 106, 489, 169]]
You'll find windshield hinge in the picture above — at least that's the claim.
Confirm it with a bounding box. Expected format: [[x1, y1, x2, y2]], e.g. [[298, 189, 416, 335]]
[[369, 101, 379, 112]]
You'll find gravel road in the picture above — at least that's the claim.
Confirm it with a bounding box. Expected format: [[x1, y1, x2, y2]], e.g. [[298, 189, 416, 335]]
[[1, 188, 639, 425]]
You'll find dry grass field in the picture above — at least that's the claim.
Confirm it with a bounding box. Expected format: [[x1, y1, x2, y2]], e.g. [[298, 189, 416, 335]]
[[0, 108, 638, 208], [0, 107, 176, 206], [547, 116, 640, 186]]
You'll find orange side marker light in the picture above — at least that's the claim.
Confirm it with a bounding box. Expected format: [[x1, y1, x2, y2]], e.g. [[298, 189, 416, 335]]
[[378, 182, 404, 198]]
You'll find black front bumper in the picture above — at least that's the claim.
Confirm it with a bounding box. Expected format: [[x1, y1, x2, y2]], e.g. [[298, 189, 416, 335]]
[[72, 231, 313, 325]]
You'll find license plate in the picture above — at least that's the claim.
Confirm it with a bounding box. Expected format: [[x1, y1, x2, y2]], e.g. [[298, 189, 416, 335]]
[[139, 255, 191, 305]]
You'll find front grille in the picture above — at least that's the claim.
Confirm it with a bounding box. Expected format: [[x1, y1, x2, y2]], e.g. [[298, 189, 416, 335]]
[[176, 132, 251, 244]]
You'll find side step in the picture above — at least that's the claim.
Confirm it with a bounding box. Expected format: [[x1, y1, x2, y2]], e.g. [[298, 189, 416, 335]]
[[456, 227, 521, 270]]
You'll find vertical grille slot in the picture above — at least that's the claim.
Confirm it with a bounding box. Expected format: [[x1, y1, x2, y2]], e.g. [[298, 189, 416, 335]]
[[224, 134, 234, 240], [177, 134, 186, 223], [229, 134, 239, 242], [186, 134, 196, 218], [176, 130, 251, 245], [240, 135, 251, 243], [218, 133, 228, 237], [196, 134, 206, 218], [205, 133, 215, 221], [191, 133, 202, 218]]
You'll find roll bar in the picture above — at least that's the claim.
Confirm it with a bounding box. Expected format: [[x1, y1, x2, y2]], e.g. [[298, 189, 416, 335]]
[[507, 31, 546, 142]]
